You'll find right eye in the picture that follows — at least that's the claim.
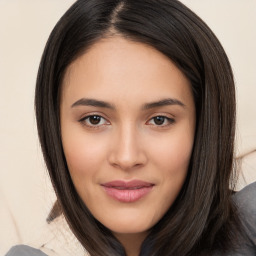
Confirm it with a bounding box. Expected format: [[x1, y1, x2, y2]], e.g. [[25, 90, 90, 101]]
[[79, 115, 110, 128]]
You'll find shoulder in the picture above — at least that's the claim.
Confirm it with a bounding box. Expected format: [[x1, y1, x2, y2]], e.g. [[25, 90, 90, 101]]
[[5, 245, 47, 256], [233, 182, 256, 250], [233, 181, 256, 227], [233, 181, 256, 210], [214, 183, 256, 256]]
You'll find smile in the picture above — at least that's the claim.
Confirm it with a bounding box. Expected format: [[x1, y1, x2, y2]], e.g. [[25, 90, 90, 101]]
[[101, 180, 154, 203]]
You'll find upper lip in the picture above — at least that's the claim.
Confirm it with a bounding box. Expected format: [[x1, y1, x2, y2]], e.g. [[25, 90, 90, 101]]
[[101, 180, 154, 189]]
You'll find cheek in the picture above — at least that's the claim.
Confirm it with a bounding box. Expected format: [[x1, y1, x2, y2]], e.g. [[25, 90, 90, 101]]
[[61, 127, 108, 185], [147, 125, 194, 206], [150, 126, 194, 174], [62, 132, 110, 208]]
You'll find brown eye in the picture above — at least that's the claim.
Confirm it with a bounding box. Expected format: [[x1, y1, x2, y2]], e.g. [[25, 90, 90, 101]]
[[89, 115, 102, 125], [79, 115, 109, 127], [153, 116, 165, 125], [147, 116, 175, 127]]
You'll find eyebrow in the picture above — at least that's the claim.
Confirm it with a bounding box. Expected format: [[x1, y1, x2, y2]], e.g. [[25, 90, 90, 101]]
[[71, 98, 185, 109], [71, 98, 115, 109], [142, 98, 185, 110]]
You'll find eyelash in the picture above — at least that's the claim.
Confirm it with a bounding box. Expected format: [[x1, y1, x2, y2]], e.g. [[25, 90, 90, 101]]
[[147, 116, 175, 127], [78, 115, 175, 129], [79, 115, 110, 129]]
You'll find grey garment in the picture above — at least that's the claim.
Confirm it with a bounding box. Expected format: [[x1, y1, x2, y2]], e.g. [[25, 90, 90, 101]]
[[213, 181, 256, 256], [5, 182, 256, 256], [5, 245, 47, 256], [222, 181, 256, 256]]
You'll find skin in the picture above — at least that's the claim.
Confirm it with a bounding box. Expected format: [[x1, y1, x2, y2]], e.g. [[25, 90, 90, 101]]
[[60, 36, 196, 256]]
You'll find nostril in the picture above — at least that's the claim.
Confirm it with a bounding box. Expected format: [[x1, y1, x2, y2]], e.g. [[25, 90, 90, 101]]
[[109, 153, 147, 171]]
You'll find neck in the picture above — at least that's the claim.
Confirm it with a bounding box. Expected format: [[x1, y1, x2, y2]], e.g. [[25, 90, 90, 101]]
[[114, 232, 148, 256]]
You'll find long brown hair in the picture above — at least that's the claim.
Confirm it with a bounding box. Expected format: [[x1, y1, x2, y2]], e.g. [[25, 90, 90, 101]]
[[35, 0, 239, 255]]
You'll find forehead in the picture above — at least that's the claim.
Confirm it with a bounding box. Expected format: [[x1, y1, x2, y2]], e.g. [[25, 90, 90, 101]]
[[61, 36, 193, 108]]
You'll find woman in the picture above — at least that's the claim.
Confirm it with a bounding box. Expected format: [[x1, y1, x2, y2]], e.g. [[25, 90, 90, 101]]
[[6, 0, 256, 255]]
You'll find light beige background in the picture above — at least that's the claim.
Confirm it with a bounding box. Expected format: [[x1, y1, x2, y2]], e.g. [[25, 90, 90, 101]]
[[0, 0, 255, 255]]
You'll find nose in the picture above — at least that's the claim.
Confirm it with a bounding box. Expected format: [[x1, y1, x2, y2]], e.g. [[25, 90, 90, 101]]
[[108, 124, 147, 171]]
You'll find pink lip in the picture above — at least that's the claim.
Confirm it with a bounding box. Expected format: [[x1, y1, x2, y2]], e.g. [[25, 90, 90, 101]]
[[101, 180, 154, 203]]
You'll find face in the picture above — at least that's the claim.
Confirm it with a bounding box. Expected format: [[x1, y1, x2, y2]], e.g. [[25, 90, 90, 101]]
[[60, 37, 196, 239]]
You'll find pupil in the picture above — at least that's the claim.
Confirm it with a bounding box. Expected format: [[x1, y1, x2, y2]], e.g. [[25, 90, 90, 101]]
[[90, 116, 101, 125], [154, 116, 165, 125]]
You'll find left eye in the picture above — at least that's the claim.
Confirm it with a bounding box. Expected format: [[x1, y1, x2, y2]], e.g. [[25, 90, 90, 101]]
[[147, 116, 175, 126], [79, 115, 109, 127]]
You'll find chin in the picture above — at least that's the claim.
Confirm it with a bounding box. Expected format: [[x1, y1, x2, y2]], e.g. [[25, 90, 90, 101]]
[[110, 224, 148, 234], [98, 214, 155, 235]]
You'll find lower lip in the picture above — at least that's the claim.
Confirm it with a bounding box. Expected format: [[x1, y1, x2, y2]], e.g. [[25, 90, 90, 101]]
[[102, 186, 153, 203]]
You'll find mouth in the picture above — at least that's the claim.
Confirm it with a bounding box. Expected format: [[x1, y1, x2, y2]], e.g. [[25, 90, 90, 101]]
[[101, 180, 155, 203]]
